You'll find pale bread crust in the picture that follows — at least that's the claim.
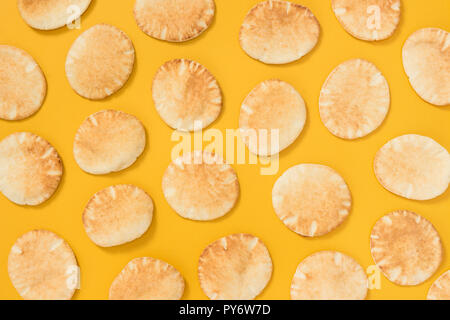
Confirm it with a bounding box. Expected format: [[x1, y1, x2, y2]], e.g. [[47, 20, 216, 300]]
[[0, 45, 46, 120], [370, 210, 443, 286], [83, 185, 153, 247], [332, 0, 401, 41], [0, 132, 62, 205], [272, 164, 352, 237], [65, 24, 135, 100], [290, 251, 368, 300], [73, 110, 146, 175], [319, 59, 390, 139], [8, 230, 78, 300], [109, 257, 184, 300], [134, 0, 215, 42], [18, 0, 91, 30], [152, 59, 222, 132], [332, 0, 400, 41], [374, 134, 450, 200], [198, 233, 272, 300], [239, 79, 306, 156], [427, 270, 450, 300], [402, 28, 449, 106], [162, 151, 239, 221], [239, 0, 320, 64]]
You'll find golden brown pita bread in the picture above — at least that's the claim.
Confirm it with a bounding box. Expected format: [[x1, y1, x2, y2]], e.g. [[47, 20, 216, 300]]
[[290, 251, 367, 300], [18, 0, 91, 30], [370, 210, 443, 286], [332, 0, 401, 41], [0, 45, 46, 120], [73, 110, 146, 175], [198, 233, 272, 300], [319, 59, 390, 139], [374, 134, 450, 200], [152, 59, 222, 132], [8, 230, 79, 300], [402, 28, 449, 106], [239, 0, 320, 64], [427, 270, 450, 300], [109, 257, 184, 300], [134, 0, 215, 42], [0, 132, 62, 205], [83, 185, 153, 247], [239, 79, 306, 156], [162, 151, 239, 221], [272, 164, 351, 237], [65, 24, 135, 100]]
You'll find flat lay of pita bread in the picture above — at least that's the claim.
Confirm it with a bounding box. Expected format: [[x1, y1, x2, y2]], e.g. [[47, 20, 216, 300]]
[[0, 0, 449, 301]]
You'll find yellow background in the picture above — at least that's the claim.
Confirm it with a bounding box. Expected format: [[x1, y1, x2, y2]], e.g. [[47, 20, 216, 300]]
[[0, 0, 449, 300]]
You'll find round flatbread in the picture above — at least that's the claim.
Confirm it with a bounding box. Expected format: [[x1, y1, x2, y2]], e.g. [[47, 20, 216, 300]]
[[0, 132, 62, 205], [239, 79, 306, 156], [198, 233, 272, 300], [290, 251, 367, 300], [134, 0, 215, 42], [272, 164, 351, 237], [0, 45, 46, 120], [8, 230, 79, 300], [402, 28, 449, 106], [109, 257, 184, 300], [332, 0, 401, 41], [152, 59, 222, 132], [427, 270, 450, 300], [162, 151, 239, 221], [239, 0, 320, 64], [319, 59, 390, 139], [73, 110, 146, 175], [65, 24, 135, 100], [374, 134, 450, 200], [370, 210, 443, 286], [18, 0, 91, 30], [83, 185, 153, 247]]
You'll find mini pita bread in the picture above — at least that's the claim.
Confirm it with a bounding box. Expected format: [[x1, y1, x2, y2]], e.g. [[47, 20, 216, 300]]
[[134, 0, 215, 42], [332, 0, 401, 41], [272, 164, 352, 237], [8, 230, 79, 300], [402, 28, 450, 106], [239, 79, 306, 156], [109, 257, 184, 300], [374, 134, 450, 200], [83, 185, 153, 247], [0, 45, 46, 120], [198, 233, 272, 300], [370, 210, 443, 286], [65, 24, 135, 100], [239, 0, 320, 64], [427, 270, 450, 300], [290, 251, 368, 300], [0, 132, 62, 205], [152, 59, 222, 132], [73, 110, 146, 175], [162, 151, 239, 221], [18, 0, 91, 30], [319, 59, 390, 139]]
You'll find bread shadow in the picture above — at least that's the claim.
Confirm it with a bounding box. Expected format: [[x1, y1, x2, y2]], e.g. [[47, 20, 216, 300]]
[[75, 123, 150, 179], [97, 201, 159, 254], [90, 54, 139, 104], [241, 20, 324, 69], [277, 103, 311, 160], [171, 183, 242, 226]]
